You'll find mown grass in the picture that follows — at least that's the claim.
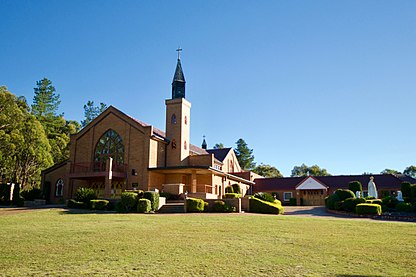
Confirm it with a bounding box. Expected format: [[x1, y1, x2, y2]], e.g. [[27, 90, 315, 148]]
[[0, 209, 415, 276]]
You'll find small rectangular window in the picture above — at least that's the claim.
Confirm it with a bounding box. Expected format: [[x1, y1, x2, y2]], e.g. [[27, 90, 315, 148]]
[[283, 192, 293, 201]]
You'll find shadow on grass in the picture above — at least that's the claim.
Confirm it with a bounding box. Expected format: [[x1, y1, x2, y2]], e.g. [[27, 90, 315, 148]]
[[58, 208, 117, 215], [336, 275, 384, 277]]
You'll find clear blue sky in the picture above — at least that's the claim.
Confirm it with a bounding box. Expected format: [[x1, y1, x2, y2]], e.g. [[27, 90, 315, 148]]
[[1, 1, 415, 176]]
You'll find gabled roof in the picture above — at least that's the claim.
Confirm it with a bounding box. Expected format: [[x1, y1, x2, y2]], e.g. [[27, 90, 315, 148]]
[[206, 148, 232, 162], [296, 176, 328, 190]]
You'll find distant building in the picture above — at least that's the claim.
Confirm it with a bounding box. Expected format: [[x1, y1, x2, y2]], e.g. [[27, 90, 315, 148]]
[[41, 55, 253, 203], [254, 174, 416, 205]]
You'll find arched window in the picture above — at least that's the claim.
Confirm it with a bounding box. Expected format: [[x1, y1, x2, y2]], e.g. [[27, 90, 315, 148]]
[[171, 114, 177, 124], [94, 129, 125, 166], [55, 179, 64, 197], [184, 116, 187, 125], [184, 140, 187, 150]]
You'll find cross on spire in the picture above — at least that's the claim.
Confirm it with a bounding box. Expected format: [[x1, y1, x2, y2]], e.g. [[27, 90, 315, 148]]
[[176, 47, 182, 60]]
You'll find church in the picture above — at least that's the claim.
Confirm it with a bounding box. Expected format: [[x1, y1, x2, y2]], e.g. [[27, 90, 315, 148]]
[[41, 53, 254, 203]]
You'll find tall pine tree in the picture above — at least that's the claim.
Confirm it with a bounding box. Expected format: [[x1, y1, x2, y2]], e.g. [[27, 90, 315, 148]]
[[234, 138, 255, 170]]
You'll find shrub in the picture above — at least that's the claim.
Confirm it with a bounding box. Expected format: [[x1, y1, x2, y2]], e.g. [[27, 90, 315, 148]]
[[67, 199, 86, 209], [186, 197, 206, 212], [90, 199, 109, 210], [120, 192, 138, 212], [382, 196, 399, 209], [223, 193, 242, 199], [366, 199, 382, 205], [325, 193, 340, 210], [365, 196, 376, 200], [250, 197, 284, 214], [342, 197, 366, 212], [356, 204, 382, 215], [411, 184, 416, 203], [225, 186, 234, 193], [289, 198, 297, 206], [137, 198, 151, 213], [274, 199, 282, 206], [401, 182, 411, 198], [395, 202, 413, 212], [75, 187, 97, 207], [334, 200, 344, 211], [21, 187, 43, 201], [213, 200, 229, 212], [0, 184, 11, 205], [334, 189, 355, 201], [253, 192, 275, 203], [143, 191, 160, 211], [124, 190, 144, 198], [348, 181, 363, 194], [231, 184, 241, 194]]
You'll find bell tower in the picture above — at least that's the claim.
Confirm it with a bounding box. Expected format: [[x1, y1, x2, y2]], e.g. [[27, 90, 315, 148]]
[[165, 49, 191, 166]]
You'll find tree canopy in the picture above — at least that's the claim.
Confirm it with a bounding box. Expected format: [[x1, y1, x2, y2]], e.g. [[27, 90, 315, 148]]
[[81, 101, 107, 127], [213, 143, 224, 149], [291, 163, 331, 177], [380, 168, 401, 175], [404, 165, 416, 179], [234, 138, 255, 170], [253, 163, 283, 178]]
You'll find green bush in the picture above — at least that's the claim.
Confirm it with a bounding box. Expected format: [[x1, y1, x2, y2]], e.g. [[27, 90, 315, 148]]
[[342, 197, 366, 212], [411, 185, 416, 203], [21, 187, 43, 201], [225, 186, 234, 193], [395, 202, 413, 212], [334, 189, 355, 201], [366, 199, 382, 205], [382, 196, 399, 209], [325, 193, 340, 210], [120, 192, 138, 212], [90, 199, 109, 210], [289, 198, 297, 206], [253, 192, 275, 203], [143, 191, 160, 211], [186, 197, 206, 212], [250, 197, 284, 214], [137, 198, 151, 213], [401, 182, 411, 198], [0, 184, 11, 205], [356, 203, 382, 215], [274, 199, 282, 206], [223, 193, 242, 199], [67, 199, 86, 209], [75, 187, 97, 207], [213, 200, 234, 212], [348, 181, 363, 194], [231, 184, 241, 194], [334, 200, 344, 211]]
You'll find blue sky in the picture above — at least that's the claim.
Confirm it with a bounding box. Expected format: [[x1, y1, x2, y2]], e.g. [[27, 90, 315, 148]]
[[1, 1, 415, 176]]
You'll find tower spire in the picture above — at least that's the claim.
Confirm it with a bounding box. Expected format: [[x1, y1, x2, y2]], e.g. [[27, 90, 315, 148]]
[[202, 135, 207, 150], [172, 48, 186, 99]]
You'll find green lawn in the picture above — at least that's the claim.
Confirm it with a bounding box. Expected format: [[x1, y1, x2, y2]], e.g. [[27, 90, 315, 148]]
[[0, 209, 415, 276]]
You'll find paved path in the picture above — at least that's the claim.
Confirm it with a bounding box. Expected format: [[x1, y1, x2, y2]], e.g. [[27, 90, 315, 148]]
[[283, 206, 360, 219]]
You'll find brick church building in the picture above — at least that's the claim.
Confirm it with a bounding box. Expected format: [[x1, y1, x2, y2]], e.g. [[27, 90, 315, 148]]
[[42, 55, 254, 203]]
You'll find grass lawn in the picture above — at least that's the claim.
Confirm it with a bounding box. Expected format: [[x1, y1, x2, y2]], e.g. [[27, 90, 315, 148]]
[[0, 209, 415, 276]]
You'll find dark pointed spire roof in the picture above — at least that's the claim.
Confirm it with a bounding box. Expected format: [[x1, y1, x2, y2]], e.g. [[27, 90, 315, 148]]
[[172, 59, 185, 83], [202, 136, 207, 150]]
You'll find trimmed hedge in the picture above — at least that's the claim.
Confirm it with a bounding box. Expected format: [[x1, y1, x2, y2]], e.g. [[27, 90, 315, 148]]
[[334, 189, 356, 201], [223, 193, 242, 199], [225, 186, 234, 193], [366, 199, 382, 205], [382, 196, 399, 209], [231, 184, 241, 194], [395, 202, 413, 212], [253, 192, 275, 203], [342, 197, 366, 212], [356, 203, 382, 215], [137, 198, 151, 213], [90, 199, 109, 210], [213, 200, 236, 212], [186, 197, 207, 212], [325, 193, 340, 210], [125, 190, 144, 198], [67, 199, 86, 209], [348, 181, 363, 194], [120, 192, 138, 212], [75, 187, 97, 207], [143, 191, 160, 211], [250, 197, 284, 214]]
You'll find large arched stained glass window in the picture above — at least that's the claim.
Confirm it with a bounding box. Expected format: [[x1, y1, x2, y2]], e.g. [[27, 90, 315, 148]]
[[94, 129, 125, 166]]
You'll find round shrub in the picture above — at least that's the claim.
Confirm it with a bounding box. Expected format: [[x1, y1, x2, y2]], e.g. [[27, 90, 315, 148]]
[[213, 200, 228, 212], [395, 202, 412, 212], [90, 199, 109, 210], [75, 187, 97, 206], [343, 198, 366, 212], [348, 181, 363, 194], [225, 186, 234, 193], [120, 192, 138, 212], [382, 196, 399, 209], [231, 184, 241, 194], [325, 193, 340, 210], [253, 192, 275, 203], [249, 197, 284, 214], [223, 193, 242, 199], [137, 198, 151, 213], [143, 191, 160, 211], [186, 197, 206, 212], [334, 189, 355, 201]]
